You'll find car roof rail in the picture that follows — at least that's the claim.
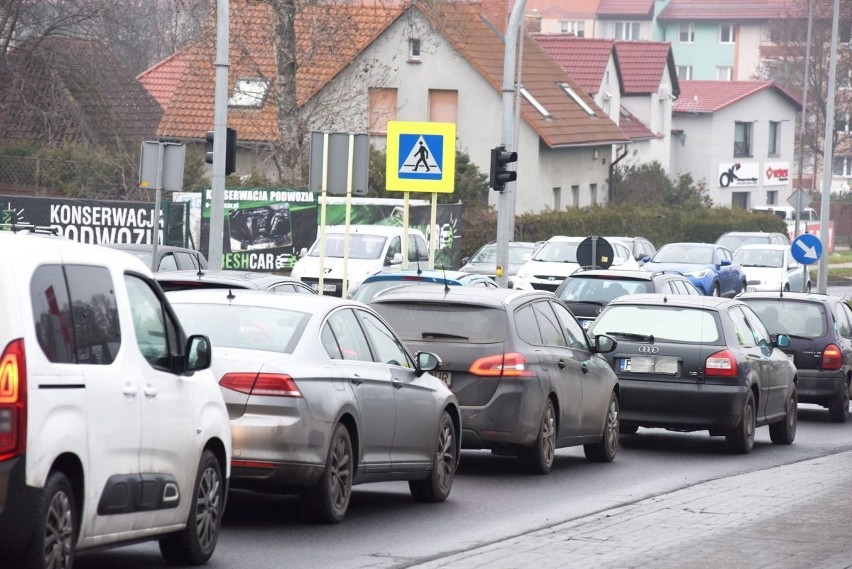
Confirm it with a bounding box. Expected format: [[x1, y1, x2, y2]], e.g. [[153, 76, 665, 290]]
[[0, 223, 60, 235]]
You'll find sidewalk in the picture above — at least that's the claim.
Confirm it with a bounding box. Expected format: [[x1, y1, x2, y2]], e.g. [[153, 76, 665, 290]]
[[410, 451, 852, 569]]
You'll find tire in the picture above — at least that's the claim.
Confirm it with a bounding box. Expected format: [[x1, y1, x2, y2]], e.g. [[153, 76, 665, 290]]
[[519, 398, 557, 474], [710, 282, 721, 297], [620, 422, 639, 435], [783, 283, 790, 292], [584, 392, 619, 463], [769, 384, 798, 444], [740, 279, 748, 294], [301, 423, 353, 523], [410, 411, 457, 502], [726, 391, 756, 454], [159, 450, 224, 565], [828, 382, 849, 423], [21, 471, 77, 569]]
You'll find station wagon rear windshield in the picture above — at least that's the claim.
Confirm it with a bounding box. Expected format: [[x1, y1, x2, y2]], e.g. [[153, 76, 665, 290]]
[[374, 303, 508, 343], [594, 305, 722, 344], [559, 277, 652, 302], [744, 299, 826, 338]]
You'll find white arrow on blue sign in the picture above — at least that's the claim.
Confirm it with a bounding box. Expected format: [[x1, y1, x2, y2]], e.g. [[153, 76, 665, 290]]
[[791, 233, 823, 265]]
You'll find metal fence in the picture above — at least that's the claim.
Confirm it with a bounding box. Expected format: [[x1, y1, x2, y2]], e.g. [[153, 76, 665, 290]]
[[0, 155, 75, 195]]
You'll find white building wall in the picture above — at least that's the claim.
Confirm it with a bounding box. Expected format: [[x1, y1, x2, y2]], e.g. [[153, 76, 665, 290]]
[[736, 24, 763, 80]]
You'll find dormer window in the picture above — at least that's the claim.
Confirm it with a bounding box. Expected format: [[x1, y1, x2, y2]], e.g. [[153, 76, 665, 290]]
[[229, 78, 270, 108], [408, 38, 421, 62]]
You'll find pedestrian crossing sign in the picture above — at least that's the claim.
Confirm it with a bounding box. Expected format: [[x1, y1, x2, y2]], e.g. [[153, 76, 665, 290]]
[[386, 121, 456, 193]]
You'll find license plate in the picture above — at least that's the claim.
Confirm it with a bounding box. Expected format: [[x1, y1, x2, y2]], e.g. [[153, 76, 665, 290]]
[[747, 286, 757, 292], [434, 371, 452, 388], [581, 319, 594, 330], [619, 356, 678, 375], [310, 283, 337, 292]]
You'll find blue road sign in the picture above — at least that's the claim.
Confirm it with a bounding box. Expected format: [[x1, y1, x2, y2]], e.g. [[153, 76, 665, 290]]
[[791, 233, 823, 265], [397, 134, 444, 181]]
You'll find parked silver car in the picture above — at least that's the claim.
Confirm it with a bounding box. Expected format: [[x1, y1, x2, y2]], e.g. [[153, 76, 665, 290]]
[[166, 289, 460, 523]]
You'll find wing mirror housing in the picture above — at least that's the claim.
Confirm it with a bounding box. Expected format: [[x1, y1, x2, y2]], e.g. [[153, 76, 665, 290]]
[[184, 334, 212, 373], [415, 351, 442, 376], [593, 334, 617, 354]]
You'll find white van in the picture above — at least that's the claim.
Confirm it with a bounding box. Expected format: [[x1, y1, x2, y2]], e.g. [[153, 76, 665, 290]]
[[752, 205, 820, 225], [291, 225, 429, 296], [0, 226, 231, 568]]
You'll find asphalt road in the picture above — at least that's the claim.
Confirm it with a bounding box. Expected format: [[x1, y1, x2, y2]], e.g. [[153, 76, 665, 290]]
[[76, 402, 852, 569]]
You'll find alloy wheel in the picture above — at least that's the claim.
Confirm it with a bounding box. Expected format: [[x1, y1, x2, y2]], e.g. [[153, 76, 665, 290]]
[[195, 464, 222, 553], [44, 489, 74, 569]]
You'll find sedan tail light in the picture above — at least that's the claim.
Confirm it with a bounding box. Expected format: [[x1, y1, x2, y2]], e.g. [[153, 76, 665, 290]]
[[220, 373, 302, 398], [705, 350, 738, 378], [821, 344, 843, 371], [0, 339, 27, 462], [468, 353, 536, 377]]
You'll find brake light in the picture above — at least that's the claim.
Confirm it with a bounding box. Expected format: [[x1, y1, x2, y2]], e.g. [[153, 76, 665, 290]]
[[821, 344, 843, 371], [705, 350, 738, 377], [219, 373, 302, 398], [468, 353, 536, 377], [0, 339, 27, 462]]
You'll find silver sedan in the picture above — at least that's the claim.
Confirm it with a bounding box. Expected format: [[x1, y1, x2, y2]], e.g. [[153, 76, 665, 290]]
[[166, 289, 460, 523]]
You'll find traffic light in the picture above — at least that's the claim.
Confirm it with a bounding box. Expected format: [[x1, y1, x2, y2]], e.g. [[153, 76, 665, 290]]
[[489, 145, 518, 192], [205, 127, 237, 175]]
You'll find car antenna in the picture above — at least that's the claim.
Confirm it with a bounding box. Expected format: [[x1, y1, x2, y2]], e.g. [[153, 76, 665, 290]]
[[442, 265, 450, 295], [227, 288, 235, 300]]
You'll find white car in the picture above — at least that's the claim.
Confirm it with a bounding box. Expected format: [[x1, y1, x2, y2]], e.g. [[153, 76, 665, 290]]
[[0, 227, 231, 569], [512, 236, 638, 292], [734, 243, 812, 292]]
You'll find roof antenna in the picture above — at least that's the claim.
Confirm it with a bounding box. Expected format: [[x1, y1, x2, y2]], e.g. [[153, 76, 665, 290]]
[[442, 264, 450, 295], [227, 288, 235, 300], [416, 253, 423, 276]]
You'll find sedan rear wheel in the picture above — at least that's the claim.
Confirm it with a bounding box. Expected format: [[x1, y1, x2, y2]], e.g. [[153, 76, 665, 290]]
[[769, 384, 797, 444], [726, 391, 755, 454], [584, 392, 619, 463], [302, 423, 353, 523], [520, 399, 556, 474], [410, 411, 457, 502], [828, 382, 849, 423]]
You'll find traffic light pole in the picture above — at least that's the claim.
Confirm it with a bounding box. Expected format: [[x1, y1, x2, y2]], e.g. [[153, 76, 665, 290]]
[[208, 0, 230, 270], [495, 0, 525, 288]]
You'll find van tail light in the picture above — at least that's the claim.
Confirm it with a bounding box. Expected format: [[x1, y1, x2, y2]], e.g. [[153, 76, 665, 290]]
[[821, 344, 843, 371], [468, 353, 536, 377], [219, 373, 302, 398], [0, 339, 27, 462], [705, 350, 738, 378]]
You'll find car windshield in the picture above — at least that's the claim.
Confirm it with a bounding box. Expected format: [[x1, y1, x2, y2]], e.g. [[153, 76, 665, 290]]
[[307, 234, 387, 260], [717, 235, 770, 251], [742, 299, 826, 338], [172, 303, 310, 353], [558, 277, 652, 302], [653, 246, 713, 264], [470, 244, 532, 264], [734, 249, 784, 268], [531, 241, 579, 263], [592, 305, 722, 343], [373, 303, 508, 344]]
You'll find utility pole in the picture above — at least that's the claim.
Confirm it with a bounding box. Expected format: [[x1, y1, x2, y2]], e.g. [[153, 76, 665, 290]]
[[208, 0, 230, 269], [794, 0, 813, 241], [818, 0, 840, 294], [495, 0, 526, 287]]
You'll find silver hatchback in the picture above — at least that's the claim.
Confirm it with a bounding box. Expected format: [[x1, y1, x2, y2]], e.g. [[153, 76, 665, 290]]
[[167, 289, 460, 523]]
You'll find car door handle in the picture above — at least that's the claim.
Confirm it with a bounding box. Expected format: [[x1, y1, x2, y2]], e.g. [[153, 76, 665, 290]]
[[143, 384, 158, 398], [350, 376, 363, 386], [581, 363, 589, 374], [557, 359, 567, 369], [392, 378, 404, 390], [122, 383, 138, 397]]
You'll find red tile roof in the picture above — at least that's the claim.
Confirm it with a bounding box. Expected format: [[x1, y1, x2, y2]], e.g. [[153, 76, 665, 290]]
[[673, 81, 802, 113], [596, 0, 654, 19], [657, 0, 794, 22], [614, 41, 679, 97], [531, 35, 616, 94], [143, 0, 627, 148], [137, 50, 192, 109], [619, 106, 657, 140]]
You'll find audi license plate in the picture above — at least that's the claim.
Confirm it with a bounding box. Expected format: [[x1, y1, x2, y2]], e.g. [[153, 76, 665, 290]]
[[434, 371, 452, 388], [618, 356, 678, 375]]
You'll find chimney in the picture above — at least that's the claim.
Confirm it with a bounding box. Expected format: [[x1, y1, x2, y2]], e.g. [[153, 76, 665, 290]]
[[482, 0, 509, 35], [525, 9, 542, 34]]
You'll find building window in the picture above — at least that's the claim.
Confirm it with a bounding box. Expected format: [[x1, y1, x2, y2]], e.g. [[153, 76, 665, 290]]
[[766, 190, 778, 205], [553, 187, 562, 210], [734, 121, 753, 157], [408, 38, 421, 61], [571, 185, 580, 207], [716, 66, 733, 81], [590, 183, 598, 204], [614, 21, 640, 40], [368, 88, 397, 134], [428, 89, 458, 124], [768, 121, 781, 156], [559, 20, 585, 36], [228, 78, 270, 108], [834, 156, 852, 177], [679, 23, 694, 43], [676, 65, 692, 80], [731, 192, 749, 210], [836, 112, 850, 133], [720, 24, 735, 44]]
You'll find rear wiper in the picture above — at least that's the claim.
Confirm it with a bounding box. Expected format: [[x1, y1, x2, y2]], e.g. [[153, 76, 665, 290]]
[[781, 333, 812, 340], [565, 300, 604, 306], [605, 331, 655, 342], [421, 332, 470, 340]]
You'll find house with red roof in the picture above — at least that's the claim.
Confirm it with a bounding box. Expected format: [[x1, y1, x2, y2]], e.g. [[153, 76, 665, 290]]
[[533, 35, 678, 171], [138, 0, 628, 213], [523, 0, 600, 36], [594, 0, 656, 41], [672, 80, 801, 208]]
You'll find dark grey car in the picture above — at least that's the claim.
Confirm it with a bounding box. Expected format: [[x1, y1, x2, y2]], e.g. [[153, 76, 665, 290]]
[[590, 294, 797, 453], [371, 286, 620, 474], [156, 269, 316, 294]]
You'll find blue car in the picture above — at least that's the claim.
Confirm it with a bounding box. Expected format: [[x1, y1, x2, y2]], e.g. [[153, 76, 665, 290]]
[[641, 242, 746, 297], [351, 268, 498, 302]]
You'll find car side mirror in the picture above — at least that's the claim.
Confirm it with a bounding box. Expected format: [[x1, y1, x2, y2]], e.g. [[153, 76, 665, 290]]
[[461, 256, 470, 265], [299, 247, 308, 258], [773, 333, 791, 348], [720, 259, 732, 266], [415, 351, 442, 376], [641, 255, 651, 263], [185, 334, 211, 373], [593, 334, 617, 353], [390, 252, 403, 266]]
